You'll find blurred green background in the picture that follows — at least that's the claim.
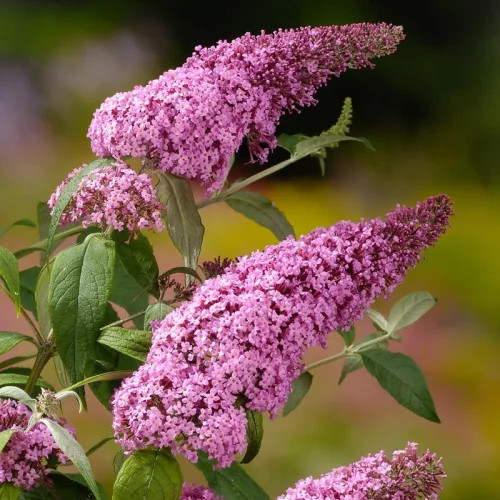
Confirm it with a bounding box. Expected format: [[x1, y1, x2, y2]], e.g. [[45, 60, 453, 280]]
[[0, 0, 499, 497]]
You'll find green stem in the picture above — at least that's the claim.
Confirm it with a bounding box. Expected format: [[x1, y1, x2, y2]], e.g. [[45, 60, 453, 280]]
[[100, 310, 146, 330], [196, 155, 301, 209], [15, 226, 84, 259], [305, 331, 391, 372], [25, 331, 55, 396]]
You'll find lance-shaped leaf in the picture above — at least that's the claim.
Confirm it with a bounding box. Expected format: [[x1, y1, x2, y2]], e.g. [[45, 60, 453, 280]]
[[387, 291, 436, 333], [0, 245, 21, 315], [19, 267, 40, 317], [98, 327, 152, 362], [0, 386, 36, 409], [48, 234, 115, 386], [35, 264, 52, 338], [46, 157, 112, 257], [366, 309, 388, 332], [0, 373, 52, 392], [283, 371, 313, 417], [196, 453, 271, 500], [0, 331, 35, 355], [113, 449, 183, 500], [113, 230, 159, 298], [360, 350, 440, 423], [225, 192, 295, 241], [0, 219, 36, 239], [156, 172, 204, 281], [40, 418, 101, 500], [338, 325, 355, 346], [241, 410, 263, 464]]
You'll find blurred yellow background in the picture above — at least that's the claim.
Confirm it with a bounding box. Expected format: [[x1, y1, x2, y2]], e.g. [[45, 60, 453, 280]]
[[0, 1, 499, 498]]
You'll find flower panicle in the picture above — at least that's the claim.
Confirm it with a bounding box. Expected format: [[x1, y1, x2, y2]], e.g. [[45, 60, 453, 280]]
[[88, 23, 404, 194], [111, 195, 452, 468]]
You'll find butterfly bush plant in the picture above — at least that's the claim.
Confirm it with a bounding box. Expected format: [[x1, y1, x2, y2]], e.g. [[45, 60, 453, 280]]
[[0, 23, 450, 499]]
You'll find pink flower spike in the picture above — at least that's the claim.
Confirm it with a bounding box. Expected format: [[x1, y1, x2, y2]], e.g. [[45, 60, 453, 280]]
[[111, 195, 452, 468], [278, 442, 446, 499], [88, 23, 404, 195]]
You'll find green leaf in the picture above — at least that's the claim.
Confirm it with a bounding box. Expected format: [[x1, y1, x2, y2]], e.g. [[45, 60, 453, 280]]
[[225, 192, 295, 241], [98, 327, 152, 362], [144, 302, 174, 330], [0, 373, 53, 391], [0, 331, 35, 355], [0, 483, 21, 500], [283, 371, 313, 416], [61, 370, 132, 392], [46, 158, 112, 257], [113, 449, 183, 500], [277, 133, 309, 155], [48, 233, 115, 387], [110, 258, 149, 329], [0, 429, 17, 452], [157, 266, 202, 283], [338, 355, 363, 384], [366, 309, 388, 332], [19, 267, 40, 317], [0, 219, 36, 239], [338, 325, 355, 346], [196, 453, 270, 500], [113, 230, 159, 298], [387, 292, 436, 333], [40, 418, 101, 500], [0, 245, 21, 315], [35, 264, 52, 338], [357, 332, 389, 352], [86, 437, 113, 457], [295, 134, 373, 157], [0, 355, 36, 371], [241, 410, 263, 464], [360, 350, 440, 423], [23, 472, 100, 500], [156, 172, 205, 283]]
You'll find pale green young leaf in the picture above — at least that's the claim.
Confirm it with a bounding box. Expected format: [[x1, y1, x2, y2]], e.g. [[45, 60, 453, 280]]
[[387, 292, 436, 333], [0, 386, 35, 408], [366, 309, 388, 332], [40, 418, 101, 500]]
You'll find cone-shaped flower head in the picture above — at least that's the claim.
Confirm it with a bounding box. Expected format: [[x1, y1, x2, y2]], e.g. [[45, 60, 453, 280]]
[[0, 399, 73, 490], [48, 161, 165, 232], [88, 23, 404, 194], [112, 195, 452, 468], [278, 442, 446, 499]]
